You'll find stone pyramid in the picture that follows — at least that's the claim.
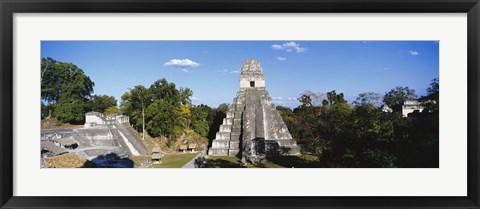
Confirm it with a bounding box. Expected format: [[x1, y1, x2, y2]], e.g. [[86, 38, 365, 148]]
[[208, 59, 300, 162]]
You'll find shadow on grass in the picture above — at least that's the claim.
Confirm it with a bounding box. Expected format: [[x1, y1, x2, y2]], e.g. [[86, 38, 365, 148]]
[[87, 153, 134, 168], [205, 155, 321, 168], [205, 157, 244, 168], [265, 155, 321, 168]]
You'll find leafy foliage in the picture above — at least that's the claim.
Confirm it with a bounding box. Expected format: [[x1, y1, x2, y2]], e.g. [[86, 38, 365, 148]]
[[277, 85, 439, 168], [383, 86, 417, 112], [121, 79, 198, 143], [41, 57, 95, 124], [103, 106, 121, 116], [90, 95, 117, 113]]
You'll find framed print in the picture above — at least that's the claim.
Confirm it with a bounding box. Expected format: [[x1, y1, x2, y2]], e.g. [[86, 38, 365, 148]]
[[1, 0, 479, 208]]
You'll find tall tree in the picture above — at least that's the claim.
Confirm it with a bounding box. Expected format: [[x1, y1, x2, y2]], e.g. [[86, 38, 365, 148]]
[[123, 85, 152, 140], [383, 87, 417, 112], [191, 104, 213, 138], [427, 78, 439, 96], [41, 58, 94, 123], [41, 58, 60, 118], [179, 87, 193, 105]]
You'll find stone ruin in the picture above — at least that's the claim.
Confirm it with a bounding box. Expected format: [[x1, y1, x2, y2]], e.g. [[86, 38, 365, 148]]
[[84, 112, 130, 128], [41, 112, 149, 168], [208, 59, 300, 163]]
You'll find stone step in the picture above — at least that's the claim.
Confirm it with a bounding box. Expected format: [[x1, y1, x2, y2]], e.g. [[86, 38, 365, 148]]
[[231, 127, 241, 133], [229, 141, 240, 149], [211, 140, 230, 149], [208, 148, 229, 156], [274, 139, 297, 147], [220, 125, 232, 132], [222, 118, 233, 125], [215, 132, 231, 140], [230, 133, 241, 141], [228, 149, 240, 156]]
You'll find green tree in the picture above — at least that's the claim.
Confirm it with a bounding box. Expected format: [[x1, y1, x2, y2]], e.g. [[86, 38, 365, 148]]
[[179, 87, 193, 105], [90, 95, 117, 113], [104, 106, 121, 116], [41, 58, 58, 118], [326, 90, 347, 105], [121, 85, 152, 140], [191, 104, 214, 138], [145, 100, 177, 137], [54, 94, 91, 123], [41, 58, 94, 124], [383, 87, 417, 112], [150, 78, 180, 104], [427, 78, 439, 96]]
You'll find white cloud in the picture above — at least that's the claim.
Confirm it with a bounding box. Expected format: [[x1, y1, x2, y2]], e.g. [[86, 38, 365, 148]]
[[191, 96, 200, 101], [230, 70, 240, 74], [287, 97, 297, 101], [271, 41, 307, 53], [181, 69, 191, 73], [271, 44, 283, 50], [272, 96, 283, 100], [273, 101, 286, 104], [409, 50, 420, 56], [277, 57, 287, 61], [384, 67, 390, 71], [164, 59, 200, 68]]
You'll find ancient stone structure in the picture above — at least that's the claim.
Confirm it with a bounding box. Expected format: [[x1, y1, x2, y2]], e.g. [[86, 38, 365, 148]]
[[41, 112, 149, 168], [208, 59, 300, 163], [401, 100, 437, 117], [84, 112, 129, 128]]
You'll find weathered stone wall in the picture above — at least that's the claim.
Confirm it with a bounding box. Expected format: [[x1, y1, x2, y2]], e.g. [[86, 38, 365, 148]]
[[84, 112, 130, 128], [240, 59, 266, 89], [42, 112, 147, 163], [401, 100, 436, 117]]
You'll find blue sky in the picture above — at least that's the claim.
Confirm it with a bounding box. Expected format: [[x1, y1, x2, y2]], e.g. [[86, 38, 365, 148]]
[[41, 41, 439, 108]]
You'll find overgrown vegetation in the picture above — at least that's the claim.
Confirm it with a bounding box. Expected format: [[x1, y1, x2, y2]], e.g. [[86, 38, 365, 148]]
[[41, 57, 118, 124], [276, 79, 439, 168]]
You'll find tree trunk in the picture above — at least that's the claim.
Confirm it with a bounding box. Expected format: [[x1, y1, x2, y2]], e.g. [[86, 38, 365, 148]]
[[142, 106, 145, 141], [47, 100, 52, 118]]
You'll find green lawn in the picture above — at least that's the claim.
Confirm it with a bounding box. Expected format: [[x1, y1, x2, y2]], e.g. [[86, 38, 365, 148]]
[[152, 153, 198, 168], [205, 154, 320, 168]]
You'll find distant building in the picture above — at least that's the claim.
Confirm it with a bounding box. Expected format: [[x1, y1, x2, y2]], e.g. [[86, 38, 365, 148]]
[[188, 144, 197, 153], [84, 112, 129, 128], [179, 145, 188, 153], [151, 146, 163, 164], [402, 100, 437, 117], [381, 104, 393, 113]]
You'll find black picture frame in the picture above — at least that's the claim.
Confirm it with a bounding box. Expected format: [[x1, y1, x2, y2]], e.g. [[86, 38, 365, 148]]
[[1, 0, 479, 208]]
